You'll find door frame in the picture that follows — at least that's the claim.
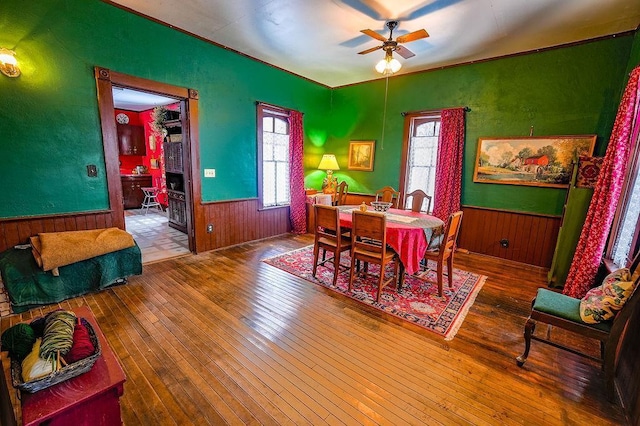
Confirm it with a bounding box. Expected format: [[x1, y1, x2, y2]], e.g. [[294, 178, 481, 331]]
[[94, 66, 203, 252]]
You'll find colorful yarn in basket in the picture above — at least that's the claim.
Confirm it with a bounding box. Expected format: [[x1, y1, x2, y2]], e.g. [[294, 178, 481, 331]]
[[40, 310, 76, 360], [21, 338, 53, 382], [1, 323, 36, 361], [64, 319, 95, 364]]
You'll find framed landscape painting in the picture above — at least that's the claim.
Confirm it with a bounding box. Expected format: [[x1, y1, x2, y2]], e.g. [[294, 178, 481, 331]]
[[348, 140, 375, 171], [473, 135, 597, 188]]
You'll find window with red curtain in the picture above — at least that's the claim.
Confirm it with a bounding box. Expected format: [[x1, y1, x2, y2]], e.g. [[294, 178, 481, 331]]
[[257, 104, 291, 209], [400, 112, 442, 213], [607, 125, 640, 268]]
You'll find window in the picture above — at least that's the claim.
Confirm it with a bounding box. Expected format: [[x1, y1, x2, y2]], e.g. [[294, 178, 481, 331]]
[[607, 132, 640, 267], [257, 104, 290, 208], [400, 112, 441, 212]]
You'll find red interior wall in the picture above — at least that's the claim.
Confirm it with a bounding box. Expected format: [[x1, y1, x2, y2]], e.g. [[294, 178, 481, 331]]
[[115, 108, 169, 207]]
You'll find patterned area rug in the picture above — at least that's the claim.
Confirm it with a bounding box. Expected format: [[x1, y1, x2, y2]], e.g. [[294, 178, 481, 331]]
[[263, 245, 486, 340]]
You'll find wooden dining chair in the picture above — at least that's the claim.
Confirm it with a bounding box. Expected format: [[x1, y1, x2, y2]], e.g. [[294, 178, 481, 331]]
[[312, 204, 352, 286], [374, 186, 400, 208], [420, 211, 463, 296], [405, 189, 432, 213], [516, 252, 640, 402], [333, 181, 348, 206], [348, 210, 399, 302]]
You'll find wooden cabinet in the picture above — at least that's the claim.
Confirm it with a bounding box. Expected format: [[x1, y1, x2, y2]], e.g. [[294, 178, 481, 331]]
[[167, 190, 187, 233], [121, 175, 152, 209], [117, 124, 146, 156], [163, 141, 183, 173], [163, 119, 187, 232]]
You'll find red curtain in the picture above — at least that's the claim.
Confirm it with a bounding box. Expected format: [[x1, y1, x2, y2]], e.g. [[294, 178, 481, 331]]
[[563, 66, 640, 298], [288, 111, 306, 234], [432, 108, 466, 221]]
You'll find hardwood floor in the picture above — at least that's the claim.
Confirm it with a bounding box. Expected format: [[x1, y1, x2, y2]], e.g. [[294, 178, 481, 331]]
[[1, 234, 627, 425]]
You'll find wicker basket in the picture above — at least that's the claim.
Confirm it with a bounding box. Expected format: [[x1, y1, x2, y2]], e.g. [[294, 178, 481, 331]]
[[11, 317, 101, 393]]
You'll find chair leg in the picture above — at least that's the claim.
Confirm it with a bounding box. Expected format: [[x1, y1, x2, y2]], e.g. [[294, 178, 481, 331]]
[[332, 251, 340, 287], [312, 245, 320, 277], [348, 254, 356, 292], [376, 263, 384, 302], [604, 342, 617, 402], [516, 318, 536, 366], [447, 255, 454, 290], [436, 260, 444, 296]]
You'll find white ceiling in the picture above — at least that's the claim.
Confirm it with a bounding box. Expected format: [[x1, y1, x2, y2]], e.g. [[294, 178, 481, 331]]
[[110, 0, 640, 88], [112, 87, 178, 111]]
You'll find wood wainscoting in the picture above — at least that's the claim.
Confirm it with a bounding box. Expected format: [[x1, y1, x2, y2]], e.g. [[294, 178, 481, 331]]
[[458, 205, 561, 268], [0, 210, 121, 253], [198, 198, 291, 252]]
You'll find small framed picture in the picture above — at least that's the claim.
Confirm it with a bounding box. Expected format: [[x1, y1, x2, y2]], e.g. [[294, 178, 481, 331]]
[[348, 140, 375, 171]]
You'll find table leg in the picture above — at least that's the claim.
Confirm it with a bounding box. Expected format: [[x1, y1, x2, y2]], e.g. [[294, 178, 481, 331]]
[[398, 262, 405, 291]]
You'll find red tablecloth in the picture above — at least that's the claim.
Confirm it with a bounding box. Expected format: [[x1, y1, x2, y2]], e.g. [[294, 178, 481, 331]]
[[339, 206, 444, 275]]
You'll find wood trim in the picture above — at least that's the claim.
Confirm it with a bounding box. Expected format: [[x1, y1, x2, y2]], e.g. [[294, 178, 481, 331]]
[[0, 212, 115, 252], [95, 68, 125, 231], [94, 67, 202, 253], [187, 92, 204, 253], [200, 198, 291, 252], [460, 204, 561, 219], [201, 197, 258, 205], [458, 206, 561, 268]]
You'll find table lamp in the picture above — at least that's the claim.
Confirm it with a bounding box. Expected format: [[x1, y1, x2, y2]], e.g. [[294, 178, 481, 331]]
[[318, 154, 339, 194]]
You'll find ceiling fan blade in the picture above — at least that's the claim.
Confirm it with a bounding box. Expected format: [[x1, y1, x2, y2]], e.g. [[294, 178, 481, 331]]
[[358, 45, 383, 55], [360, 29, 387, 42], [395, 45, 415, 59], [396, 29, 429, 44]]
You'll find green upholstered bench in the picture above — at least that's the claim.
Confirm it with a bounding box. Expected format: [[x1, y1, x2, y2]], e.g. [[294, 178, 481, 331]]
[[0, 243, 142, 314]]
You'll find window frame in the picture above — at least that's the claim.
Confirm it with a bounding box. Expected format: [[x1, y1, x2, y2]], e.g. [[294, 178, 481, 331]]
[[399, 110, 442, 212], [605, 130, 640, 268], [257, 102, 291, 210]]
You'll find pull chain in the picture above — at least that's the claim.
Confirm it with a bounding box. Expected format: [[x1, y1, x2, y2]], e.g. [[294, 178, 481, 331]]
[[381, 76, 389, 150]]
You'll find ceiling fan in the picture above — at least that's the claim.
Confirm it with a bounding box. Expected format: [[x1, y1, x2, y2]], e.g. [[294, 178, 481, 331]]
[[358, 20, 429, 74]]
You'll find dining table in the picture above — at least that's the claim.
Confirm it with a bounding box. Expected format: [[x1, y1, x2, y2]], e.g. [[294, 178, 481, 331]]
[[337, 205, 445, 277]]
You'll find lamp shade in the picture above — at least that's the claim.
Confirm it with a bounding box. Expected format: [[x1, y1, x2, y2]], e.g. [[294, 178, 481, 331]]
[[318, 154, 340, 171]]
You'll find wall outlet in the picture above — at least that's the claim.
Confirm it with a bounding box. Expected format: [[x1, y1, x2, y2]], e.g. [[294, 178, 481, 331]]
[[204, 169, 216, 178], [207, 224, 214, 233], [500, 238, 509, 248], [86, 164, 97, 177]]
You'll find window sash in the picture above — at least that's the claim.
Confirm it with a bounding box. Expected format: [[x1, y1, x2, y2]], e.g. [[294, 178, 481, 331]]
[[258, 104, 291, 209], [607, 132, 640, 267], [402, 114, 441, 212]]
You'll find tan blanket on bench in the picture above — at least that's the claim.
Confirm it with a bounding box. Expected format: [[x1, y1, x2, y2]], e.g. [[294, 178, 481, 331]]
[[30, 228, 135, 274]]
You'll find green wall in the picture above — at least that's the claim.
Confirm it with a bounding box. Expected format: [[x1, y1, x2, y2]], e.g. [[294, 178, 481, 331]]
[[0, 0, 330, 218], [0, 0, 636, 220], [318, 36, 633, 215], [627, 29, 640, 73]]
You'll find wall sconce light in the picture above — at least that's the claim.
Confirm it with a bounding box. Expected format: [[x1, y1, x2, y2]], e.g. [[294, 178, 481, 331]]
[[0, 48, 20, 77], [318, 154, 340, 194]]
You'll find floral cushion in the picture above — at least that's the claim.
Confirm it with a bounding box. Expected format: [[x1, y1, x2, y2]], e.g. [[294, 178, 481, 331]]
[[579, 268, 635, 324]]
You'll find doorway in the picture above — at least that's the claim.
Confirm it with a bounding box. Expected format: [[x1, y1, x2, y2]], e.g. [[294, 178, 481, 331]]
[[113, 87, 190, 263], [94, 67, 202, 261]]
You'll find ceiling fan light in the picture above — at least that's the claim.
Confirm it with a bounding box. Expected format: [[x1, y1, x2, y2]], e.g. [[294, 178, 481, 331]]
[[375, 56, 402, 75]]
